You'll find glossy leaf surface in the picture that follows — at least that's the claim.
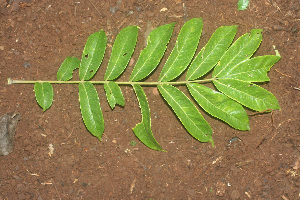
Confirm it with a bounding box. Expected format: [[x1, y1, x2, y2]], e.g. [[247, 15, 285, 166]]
[[105, 26, 138, 80], [133, 85, 162, 151], [158, 84, 213, 145], [188, 83, 249, 130], [130, 23, 175, 82], [104, 82, 125, 109], [214, 79, 280, 111], [79, 82, 104, 140], [186, 25, 237, 80], [213, 29, 262, 78], [34, 82, 53, 112], [159, 18, 203, 82], [57, 57, 80, 81], [219, 55, 280, 82], [79, 30, 106, 81]]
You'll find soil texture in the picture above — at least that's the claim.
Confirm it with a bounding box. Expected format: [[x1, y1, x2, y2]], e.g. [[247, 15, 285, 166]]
[[0, 0, 299, 199]]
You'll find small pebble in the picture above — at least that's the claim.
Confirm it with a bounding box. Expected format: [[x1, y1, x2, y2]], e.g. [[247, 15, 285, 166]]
[[110, 7, 118, 14], [23, 62, 31, 68], [136, 6, 142, 12], [127, 10, 134, 15]]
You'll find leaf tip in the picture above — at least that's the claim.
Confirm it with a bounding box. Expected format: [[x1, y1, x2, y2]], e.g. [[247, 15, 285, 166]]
[[210, 139, 215, 147], [251, 29, 263, 36]]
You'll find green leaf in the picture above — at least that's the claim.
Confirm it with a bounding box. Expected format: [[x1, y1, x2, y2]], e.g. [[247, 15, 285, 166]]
[[79, 82, 104, 140], [158, 84, 213, 145], [132, 85, 163, 151], [213, 29, 262, 78], [104, 82, 125, 109], [220, 55, 280, 82], [129, 23, 175, 82], [158, 18, 203, 82], [57, 57, 80, 81], [34, 82, 53, 112], [186, 25, 237, 81], [238, 0, 250, 11], [214, 79, 280, 111], [187, 83, 249, 130], [79, 30, 106, 81], [105, 26, 138, 80]]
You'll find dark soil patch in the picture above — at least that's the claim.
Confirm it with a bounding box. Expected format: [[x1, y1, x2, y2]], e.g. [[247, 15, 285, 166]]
[[0, 0, 299, 199]]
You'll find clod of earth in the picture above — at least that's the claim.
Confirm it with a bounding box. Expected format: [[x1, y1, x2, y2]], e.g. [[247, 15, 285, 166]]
[[0, 112, 21, 156]]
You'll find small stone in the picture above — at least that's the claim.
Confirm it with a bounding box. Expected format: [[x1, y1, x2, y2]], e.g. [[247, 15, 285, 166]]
[[127, 10, 134, 15], [112, 139, 117, 144], [0, 46, 4, 50], [110, 7, 118, 14], [23, 62, 31, 68], [136, 6, 142, 12]]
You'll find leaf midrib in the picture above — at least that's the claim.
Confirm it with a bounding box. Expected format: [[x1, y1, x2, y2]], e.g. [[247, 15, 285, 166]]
[[81, 83, 97, 130], [215, 79, 273, 109], [130, 26, 172, 82], [158, 27, 195, 82], [159, 85, 210, 139], [81, 41, 97, 80], [105, 31, 132, 80], [214, 34, 259, 78], [186, 27, 235, 80], [188, 84, 243, 126]]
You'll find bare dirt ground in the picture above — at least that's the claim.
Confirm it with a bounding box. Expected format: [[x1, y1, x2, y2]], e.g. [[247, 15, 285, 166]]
[[0, 0, 299, 199]]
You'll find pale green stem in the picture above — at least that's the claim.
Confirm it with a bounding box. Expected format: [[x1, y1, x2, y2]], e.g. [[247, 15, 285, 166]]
[[8, 77, 217, 86]]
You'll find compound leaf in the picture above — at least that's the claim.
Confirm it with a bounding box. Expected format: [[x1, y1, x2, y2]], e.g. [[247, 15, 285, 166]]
[[57, 57, 80, 81], [133, 85, 162, 151], [79, 82, 104, 140], [186, 25, 237, 81], [34, 82, 53, 112], [158, 84, 213, 145], [158, 18, 203, 82], [104, 82, 125, 109], [187, 83, 249, 130], [214, 79, 280, 111], [79, 30, 106, 81], [27, 18, 282, 150], [130, 23, 175, 82], [220, 55, 280, 82], [105, 26, 138, 81], [213, 29, 262, 78]]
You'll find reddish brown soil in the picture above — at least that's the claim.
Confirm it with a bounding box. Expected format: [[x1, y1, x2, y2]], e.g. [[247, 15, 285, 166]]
[[0, 0, 299, 199]]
